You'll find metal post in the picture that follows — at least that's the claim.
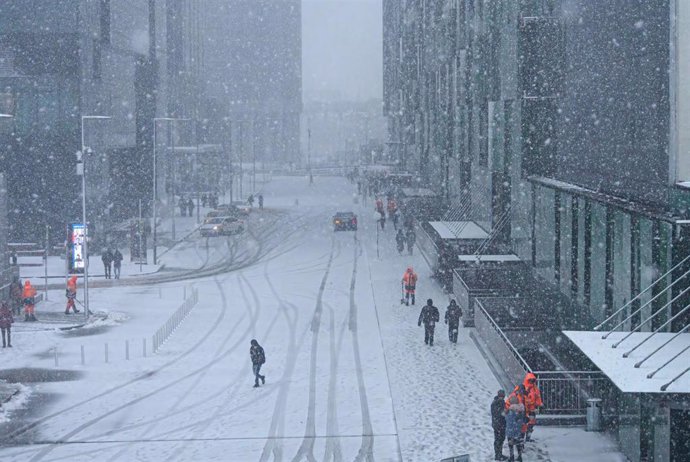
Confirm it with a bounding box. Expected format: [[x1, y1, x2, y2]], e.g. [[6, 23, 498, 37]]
[[152, 121, 158, 265], [143, 338, 147, 357], [252, 117, 256, 192], [308, 121, 313, 185], [239, 121, 244, 200], [170, 120, 176, 241], [105, 342, 109, 363], [54, 347, 58, 367], [80, 345, 85, 365], [44, 225, 49, 300], [138, 199, 143, 272], [125, 340, 130, 360], [81, 117, 89, 322]]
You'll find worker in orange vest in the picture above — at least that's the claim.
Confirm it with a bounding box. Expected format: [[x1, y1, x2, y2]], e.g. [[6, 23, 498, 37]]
[[65, 276, 80, 314], [522, 372, 543, 441], [23, 280, 37, 322], [402, 266, 418, 306]]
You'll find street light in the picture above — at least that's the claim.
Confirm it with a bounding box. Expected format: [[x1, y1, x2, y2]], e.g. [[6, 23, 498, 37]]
[[80, 115, 111, 322], [152, 117, 190, 265]]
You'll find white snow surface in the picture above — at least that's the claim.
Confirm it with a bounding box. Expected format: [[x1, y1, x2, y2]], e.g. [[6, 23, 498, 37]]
[[427, 221, 489, 240], [0, 177, 626, 461], [565, 330, 690, 393]]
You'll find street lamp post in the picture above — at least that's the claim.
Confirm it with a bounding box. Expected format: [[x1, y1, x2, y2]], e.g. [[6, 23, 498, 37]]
[[80, 115, 111, 322], [152, 117, 189, 265]]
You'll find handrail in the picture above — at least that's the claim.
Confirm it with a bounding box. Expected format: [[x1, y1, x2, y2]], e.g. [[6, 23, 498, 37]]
[[602, 267, 690, 339], [612, 286, 690, 348], [647, 343, 690, 379], [661, 366, 690, 391], [475, 207, 511, 257], [594, 253, 690, 331], [476, 299, 532, 372], [622, 303, 690, 357], [634, 323, 690, 368]]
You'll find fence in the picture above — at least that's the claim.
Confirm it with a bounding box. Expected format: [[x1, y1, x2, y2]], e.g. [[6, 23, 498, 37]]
[[535, 371, 610, 414], [474, 298, 609, 415], [152, 287, 199, 353], [474, 298, 532, 386]]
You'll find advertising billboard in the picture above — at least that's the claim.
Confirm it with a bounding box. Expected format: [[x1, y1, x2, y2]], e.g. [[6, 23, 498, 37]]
[[68, 223, 86, 274]]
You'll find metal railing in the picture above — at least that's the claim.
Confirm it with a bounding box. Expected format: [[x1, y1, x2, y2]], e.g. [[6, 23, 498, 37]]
[[474, 299, 532, 385], [535, 371, 609, 414], [152, 287, 199, 353]]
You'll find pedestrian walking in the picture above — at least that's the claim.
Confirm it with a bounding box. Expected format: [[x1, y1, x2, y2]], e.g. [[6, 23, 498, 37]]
[[248, 194, 255, 207], [505, 396, 527, 462], [375, 197, 384, 216], [249, 339, 266, 388], [387, 198, 398, 220], [258, 194, 264, 210], [201, 193, 208, 208], [187, 198, 195, 217], [9, 277, 22, 316], [402, 267, 418, 305], [0, 301, 14, 348], [445, 299, 463, 343], [395, 229, 406, 255], [178, 196, 187, 216], [418, 299, 440, 346], [23, 280, 37, 322], [379, 210, 386, 230], [392, 209, 400, 230], [101, 249, 113, 279], [113, 249, 123, 279], [406, 227, 416, 255], [491, 389, 508, 460], [65, 275, 80, 314]]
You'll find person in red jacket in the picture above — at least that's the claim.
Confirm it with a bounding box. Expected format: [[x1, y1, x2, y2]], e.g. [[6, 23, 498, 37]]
[[0, 301, 14, 347], [522, 372, 543, 441], [23, 280, 37, 322], [402, 266, 418, 306], [65, 276, 80, 314]]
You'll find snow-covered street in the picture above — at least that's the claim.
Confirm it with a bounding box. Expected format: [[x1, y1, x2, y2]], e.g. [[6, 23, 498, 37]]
[[0, 177, 624, 461]]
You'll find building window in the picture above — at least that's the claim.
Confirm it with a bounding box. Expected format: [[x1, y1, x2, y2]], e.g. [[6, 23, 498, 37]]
[[100, 0, 111, 45]]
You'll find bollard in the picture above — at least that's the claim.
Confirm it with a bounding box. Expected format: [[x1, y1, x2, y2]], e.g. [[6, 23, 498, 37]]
[[125, 340, 130, 360], [158, 287, 162, 299], [183, 286, 187, 300], [54, 347, 58, 367], [143, 338, 147, 357], [80, 345, 85, 365], [105, 343, 109, 363], [586, 398, 603, 431]]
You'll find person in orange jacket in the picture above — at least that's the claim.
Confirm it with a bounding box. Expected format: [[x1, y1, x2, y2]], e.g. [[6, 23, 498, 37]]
[[23, 280, 37, 322], [402, 266, 418, 306], [65, 276, 80, 315], [522, 372, 543, 441]]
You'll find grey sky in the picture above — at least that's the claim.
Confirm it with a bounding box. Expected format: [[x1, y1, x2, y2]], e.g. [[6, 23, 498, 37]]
[[302, 0, 382, 103]]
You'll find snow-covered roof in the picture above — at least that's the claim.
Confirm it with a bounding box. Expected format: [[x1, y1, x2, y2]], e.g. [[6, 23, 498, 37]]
[[564, 331, 690, 393], [428, 221, 488, 240]]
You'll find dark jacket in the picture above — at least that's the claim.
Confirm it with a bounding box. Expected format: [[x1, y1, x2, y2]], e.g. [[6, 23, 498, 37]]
[[0, 303, 13, 328], [418, 304, 439, 327], [112, 250, 123, 266], [505, 403, 527, 440], [250, 344, 265, 365], [101, 251, 112, 265], [491, 395, 506, 430], [395, 231, 406, 246], [445, 301, 463, 326], [406, 229, 416, 245]]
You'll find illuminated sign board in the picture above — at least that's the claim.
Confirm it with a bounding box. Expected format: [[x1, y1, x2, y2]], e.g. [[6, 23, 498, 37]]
[[68, 223, 86, 273]]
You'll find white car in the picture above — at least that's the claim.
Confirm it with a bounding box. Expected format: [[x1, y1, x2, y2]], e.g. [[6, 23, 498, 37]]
[[199, 216, 245, 237]]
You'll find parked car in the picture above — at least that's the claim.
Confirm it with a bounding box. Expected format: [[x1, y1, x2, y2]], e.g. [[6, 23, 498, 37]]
[[333, 212, 357, 231], [200, 216, 245, 237], [203, 210, 228, 224], [230, 201, 252, 215]]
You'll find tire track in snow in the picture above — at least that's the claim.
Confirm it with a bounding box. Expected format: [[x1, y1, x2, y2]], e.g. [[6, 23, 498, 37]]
[[349, 237, 376, 462], [290, 236, 337, 462], [322, 301, 348, 462]]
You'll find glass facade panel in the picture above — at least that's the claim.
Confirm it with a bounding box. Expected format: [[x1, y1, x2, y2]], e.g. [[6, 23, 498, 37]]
[[511, 179, 532, 262], [534, 186, 555, 282], [577, 198, 587, 305], [590, 202, 607, 323], [560, 193, 573, 296], [638, 218, 654, 331], [613, 211, 632, 329]]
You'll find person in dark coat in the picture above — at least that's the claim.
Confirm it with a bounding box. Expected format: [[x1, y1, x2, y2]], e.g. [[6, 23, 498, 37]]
[[0, 301, 14, 348], [249, 339, 266, 387], [505, 395, 527, 462], [9, 277, 22, 316], [406, 228, 416, 255], [112, 249, 123, 279], [395, 229, 406, 255], [418, 299, 440, 346], [101, 249, 113, 279], [258, 194, 264, 210], [445, 299, 463, 343], [178, 196, 187, 216], [491, 389, 508, 460], [187, 198, 195, 217], [201, 193, 208, 207]]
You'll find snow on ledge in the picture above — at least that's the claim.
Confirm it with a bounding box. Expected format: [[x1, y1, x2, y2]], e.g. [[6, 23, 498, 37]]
[[564, 331, 690, 393]]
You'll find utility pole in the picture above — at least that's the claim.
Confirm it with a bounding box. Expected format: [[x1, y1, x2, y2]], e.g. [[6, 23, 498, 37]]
[[308, 117, 313, 185]]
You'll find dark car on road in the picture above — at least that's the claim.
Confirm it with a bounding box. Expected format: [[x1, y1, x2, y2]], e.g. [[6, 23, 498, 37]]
[[333, 212, 357, 231]]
